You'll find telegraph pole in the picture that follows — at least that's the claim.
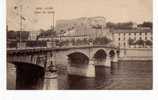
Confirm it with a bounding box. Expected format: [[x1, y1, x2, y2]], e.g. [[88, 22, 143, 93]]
[[16, 4, 26, 49], [19, 5, 22, 43], [52, 11, 55, 31]]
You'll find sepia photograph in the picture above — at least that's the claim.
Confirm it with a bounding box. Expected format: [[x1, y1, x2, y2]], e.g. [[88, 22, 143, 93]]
[[6, 0, 152, 90]]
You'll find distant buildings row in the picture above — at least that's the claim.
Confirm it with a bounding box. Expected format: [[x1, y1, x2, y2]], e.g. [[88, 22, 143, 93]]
[[7, 28, 152, 49]]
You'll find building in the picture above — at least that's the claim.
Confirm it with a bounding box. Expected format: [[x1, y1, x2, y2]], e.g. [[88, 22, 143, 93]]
[[111, 28, 152, 48], [28, 31, 40, 40]]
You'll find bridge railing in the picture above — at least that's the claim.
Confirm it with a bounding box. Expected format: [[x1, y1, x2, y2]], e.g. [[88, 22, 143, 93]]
[[7, 38, 115, 50]]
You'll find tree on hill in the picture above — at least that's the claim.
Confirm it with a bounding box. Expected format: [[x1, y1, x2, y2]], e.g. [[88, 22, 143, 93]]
[[145, 40, 152, 46], [39, 29, 57, 37], [106, 22, 134, 29], [7, 30, 29, 41], [137, 22, 152, 29], [135, 39, 145, 47], [128, 38, 135, 45], [93, 36, 111, 45], [91, 24, 102, 29]]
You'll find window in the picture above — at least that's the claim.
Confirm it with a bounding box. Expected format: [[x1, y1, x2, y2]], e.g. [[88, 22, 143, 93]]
[[129, 33, 131, 36], [139, 33, 142, 35], [118, 37, 120, 41], [118, 43, 120, 46], [139, 37, 142, 40], [119, 33, 120, 36], [129, 37, 131, 40], [124, 42, 126, 47], [145, 33, 147, 35], [145, 37, 147, 40]]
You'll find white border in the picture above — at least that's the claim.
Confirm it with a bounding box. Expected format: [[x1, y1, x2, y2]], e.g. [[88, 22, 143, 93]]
[[153, 0, 158, 92], [1, 0, 158, 100], [0, 0, 6, 91]]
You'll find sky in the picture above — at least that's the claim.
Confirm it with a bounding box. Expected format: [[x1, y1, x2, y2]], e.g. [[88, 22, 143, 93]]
[[7, 0, 152, 31]]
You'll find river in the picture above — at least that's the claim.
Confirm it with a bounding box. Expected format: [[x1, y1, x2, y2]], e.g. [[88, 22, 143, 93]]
[[7, 61, 152, 90]]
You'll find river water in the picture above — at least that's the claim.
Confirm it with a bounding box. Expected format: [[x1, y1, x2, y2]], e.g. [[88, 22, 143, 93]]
[[7, 61, 152, 90]]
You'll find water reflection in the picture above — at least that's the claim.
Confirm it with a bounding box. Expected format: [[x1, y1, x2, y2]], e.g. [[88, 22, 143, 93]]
[[56, 61, 152, 90], [57, 65, 116, 90]]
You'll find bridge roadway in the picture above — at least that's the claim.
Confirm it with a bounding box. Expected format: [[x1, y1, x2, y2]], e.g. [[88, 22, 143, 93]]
[[7, 45, 119, 90]]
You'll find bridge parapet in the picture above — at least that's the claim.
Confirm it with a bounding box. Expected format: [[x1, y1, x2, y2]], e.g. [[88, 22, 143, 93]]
[[8, 54, 47, 68], [7, 48, 54, 69]]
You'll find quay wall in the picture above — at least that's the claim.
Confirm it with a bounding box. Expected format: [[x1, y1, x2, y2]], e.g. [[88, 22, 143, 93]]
[[119, 48, 152, 61]]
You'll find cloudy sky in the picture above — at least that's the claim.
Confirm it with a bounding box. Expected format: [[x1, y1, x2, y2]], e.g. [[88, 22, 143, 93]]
[[7, 0, 152, 31]]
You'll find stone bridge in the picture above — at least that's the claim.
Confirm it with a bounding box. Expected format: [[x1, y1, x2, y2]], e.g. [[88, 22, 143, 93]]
[[7, 45, 119, 89], [54, 46, 118, 77]]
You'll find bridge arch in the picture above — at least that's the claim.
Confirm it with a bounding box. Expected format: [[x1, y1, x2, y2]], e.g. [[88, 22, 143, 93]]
[[93, 49, 108, 67], [108, 49, 118, 63], [93, 49, 107, 60], [66, 49, 90, 58], [66, 52, 96, 77], [109, 50, 115, 58], [67, 52, 89, 67]]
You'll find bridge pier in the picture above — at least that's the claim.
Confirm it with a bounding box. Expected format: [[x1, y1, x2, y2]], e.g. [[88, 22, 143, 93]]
[[7, 63, 16, 90], [67, 59, 95, 77], [105, 55, 111, 67], [110, 51, 119, 74], [94, 56, 112, 82], [43, 71, 58, 90], [111, 52, 118, 63], [86, 60, 95, 77]]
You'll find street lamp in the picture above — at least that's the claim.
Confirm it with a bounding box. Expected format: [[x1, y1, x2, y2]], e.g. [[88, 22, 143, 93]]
[[14, 5, 26, 49]]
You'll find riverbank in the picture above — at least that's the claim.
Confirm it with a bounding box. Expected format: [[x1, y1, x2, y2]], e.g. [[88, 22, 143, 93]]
[[119, 56, 152, 60]]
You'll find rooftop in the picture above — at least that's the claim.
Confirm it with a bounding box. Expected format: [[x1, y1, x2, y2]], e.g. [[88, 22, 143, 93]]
[[110, 28, 152, 33]]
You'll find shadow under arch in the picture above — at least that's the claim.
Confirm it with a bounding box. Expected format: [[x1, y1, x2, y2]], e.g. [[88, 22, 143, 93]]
[[109, 50, 115, 58], [8, 62, 45, 90], [93, 49, 107, 60], [67, 52, 89, 66]]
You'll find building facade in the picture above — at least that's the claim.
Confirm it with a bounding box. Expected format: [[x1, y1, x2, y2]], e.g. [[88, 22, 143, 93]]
[[111, 28, 152, 48], [28, 31, 40, 40]]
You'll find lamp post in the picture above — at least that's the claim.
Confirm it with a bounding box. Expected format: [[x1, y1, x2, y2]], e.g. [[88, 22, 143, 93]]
[[19, 5, 22, 45], [52, 11, 55, 31], [14, 5, 24, 49], [51, 11, 55, 43]]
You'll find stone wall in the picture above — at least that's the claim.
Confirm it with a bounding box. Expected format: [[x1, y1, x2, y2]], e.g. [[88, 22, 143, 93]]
[[119, 48, 152, 60]]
